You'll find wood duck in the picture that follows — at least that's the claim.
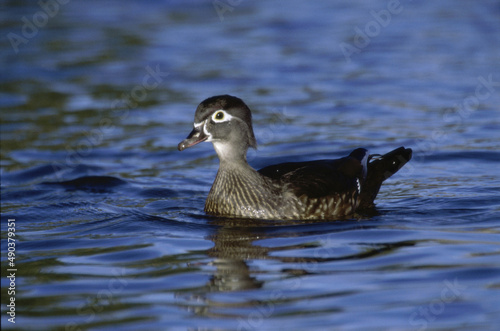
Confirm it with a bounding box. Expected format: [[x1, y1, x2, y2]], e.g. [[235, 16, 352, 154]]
[[178, 95, 412, 220]]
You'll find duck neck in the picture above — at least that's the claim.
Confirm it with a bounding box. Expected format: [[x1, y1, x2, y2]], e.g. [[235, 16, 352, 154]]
[[213, 141, 250, 167]]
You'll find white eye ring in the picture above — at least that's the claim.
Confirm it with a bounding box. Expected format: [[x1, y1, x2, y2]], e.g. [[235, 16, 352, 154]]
[[212, 110, 232, 123]]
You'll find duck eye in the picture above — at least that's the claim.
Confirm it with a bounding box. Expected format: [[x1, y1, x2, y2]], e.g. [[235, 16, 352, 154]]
[[214, 111, 224, 121]]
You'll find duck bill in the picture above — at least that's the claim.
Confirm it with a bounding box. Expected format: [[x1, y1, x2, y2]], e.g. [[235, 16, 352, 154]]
[[178, 127, 208, 151]]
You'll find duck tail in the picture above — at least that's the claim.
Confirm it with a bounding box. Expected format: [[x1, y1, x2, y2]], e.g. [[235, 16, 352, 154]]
[[358, 146, 412, 209]]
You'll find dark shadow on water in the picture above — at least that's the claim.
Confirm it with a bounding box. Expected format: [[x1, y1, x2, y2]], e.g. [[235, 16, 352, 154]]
[[41, 175, 128, 193]]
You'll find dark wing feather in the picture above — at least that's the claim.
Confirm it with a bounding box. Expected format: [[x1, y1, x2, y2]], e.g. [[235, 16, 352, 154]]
[[258, 154, 365, 199]]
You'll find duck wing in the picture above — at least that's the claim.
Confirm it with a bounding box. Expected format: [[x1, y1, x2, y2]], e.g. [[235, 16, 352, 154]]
[[259, 148, 368, 199]]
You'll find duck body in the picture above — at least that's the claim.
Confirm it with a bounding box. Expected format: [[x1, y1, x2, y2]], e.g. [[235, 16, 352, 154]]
[[178, 95, 412, 220]]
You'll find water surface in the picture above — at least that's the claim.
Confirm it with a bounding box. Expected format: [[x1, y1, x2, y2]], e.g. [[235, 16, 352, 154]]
[[1, 0, 500, 330]]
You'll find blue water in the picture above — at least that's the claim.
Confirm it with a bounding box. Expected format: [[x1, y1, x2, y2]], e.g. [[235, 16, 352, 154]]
[[2, 0, 500, 330]]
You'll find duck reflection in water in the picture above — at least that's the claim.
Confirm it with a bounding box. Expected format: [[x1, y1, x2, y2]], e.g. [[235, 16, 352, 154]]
[[178, 217, 417, 320]]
